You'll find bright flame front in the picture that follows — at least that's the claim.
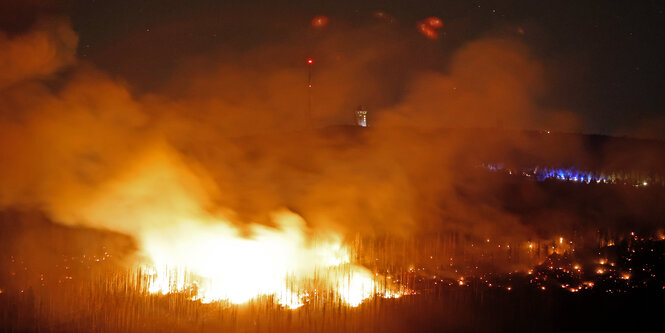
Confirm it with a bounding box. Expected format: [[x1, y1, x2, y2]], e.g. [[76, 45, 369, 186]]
[[76, 147, 400, 308], [140, 211, 391, 308]]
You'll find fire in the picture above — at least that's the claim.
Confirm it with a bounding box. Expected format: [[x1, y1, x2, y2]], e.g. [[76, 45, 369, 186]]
[[74, 147, 399, 308], [141, 212, 387, 308]]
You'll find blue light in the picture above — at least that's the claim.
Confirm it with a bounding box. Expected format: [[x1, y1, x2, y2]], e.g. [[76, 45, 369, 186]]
[[481, 164, 618, 185]]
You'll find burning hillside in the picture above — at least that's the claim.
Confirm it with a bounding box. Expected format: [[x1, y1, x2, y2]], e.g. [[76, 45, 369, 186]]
[[1, 2, 665, 332]]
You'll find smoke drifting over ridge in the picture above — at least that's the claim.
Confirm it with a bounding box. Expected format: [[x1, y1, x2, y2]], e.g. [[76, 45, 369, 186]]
[[377, 38, 582, 133], [1, 11, 661, 271]]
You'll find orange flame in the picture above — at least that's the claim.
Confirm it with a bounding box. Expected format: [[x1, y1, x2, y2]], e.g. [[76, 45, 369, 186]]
[[76, 146, 401, 308]]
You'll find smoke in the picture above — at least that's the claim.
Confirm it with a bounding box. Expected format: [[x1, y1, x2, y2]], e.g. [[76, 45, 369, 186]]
[[375, 37, 584, 135], [0, 66, 148, 213], [0, 12, 662, 279], [0, 17, 77, 90]]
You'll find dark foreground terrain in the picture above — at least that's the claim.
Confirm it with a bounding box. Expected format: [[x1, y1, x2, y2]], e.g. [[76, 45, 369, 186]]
[[1, 209, 663, 333]]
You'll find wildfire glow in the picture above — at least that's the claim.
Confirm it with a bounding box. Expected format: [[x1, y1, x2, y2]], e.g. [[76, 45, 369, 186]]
[[141, 219, 396, 308], [76, 147, 400, 309], [141, 211, 378, 307]]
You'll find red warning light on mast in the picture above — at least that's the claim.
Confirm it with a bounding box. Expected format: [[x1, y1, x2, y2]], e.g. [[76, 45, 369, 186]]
[[307, 58, 313, 65]]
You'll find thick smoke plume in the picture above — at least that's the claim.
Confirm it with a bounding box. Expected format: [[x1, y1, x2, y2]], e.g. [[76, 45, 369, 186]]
[[1, 13, 662, 275]]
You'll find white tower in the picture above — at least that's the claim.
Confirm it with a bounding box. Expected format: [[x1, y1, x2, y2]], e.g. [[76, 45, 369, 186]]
[[354, 105, 368, 127]]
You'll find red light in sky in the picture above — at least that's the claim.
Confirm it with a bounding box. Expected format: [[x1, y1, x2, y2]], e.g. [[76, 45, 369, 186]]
[[417, 23, 438, 39], [425, 17, 443, 28], [417, 16, 443, 39], [307, 58, 313, 65], [311, 15, 328, 28]]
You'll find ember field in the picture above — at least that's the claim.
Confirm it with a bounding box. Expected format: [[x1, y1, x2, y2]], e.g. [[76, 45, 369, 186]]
[[1, 206, 664, 332]]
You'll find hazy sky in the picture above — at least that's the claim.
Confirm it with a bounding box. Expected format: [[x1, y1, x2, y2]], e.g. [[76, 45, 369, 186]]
[[1, 0, 664, 137]]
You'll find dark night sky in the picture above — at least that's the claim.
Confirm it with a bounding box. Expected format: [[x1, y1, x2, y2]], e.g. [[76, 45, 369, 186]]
[[1, 0, 664, 137]]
